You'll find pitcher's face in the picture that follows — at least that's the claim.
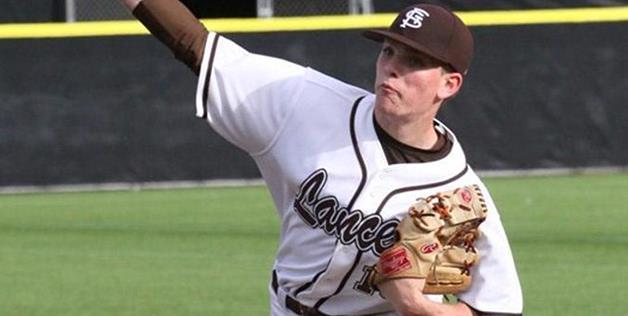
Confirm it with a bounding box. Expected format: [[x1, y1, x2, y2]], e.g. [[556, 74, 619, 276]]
[[374, 40, 459, 122]]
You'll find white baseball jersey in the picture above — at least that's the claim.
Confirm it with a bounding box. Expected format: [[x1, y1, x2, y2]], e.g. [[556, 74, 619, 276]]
[[195, 32, 523, 315]]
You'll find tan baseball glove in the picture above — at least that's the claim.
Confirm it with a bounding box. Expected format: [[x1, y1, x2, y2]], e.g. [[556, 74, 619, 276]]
[[370, 185, 488, 294]]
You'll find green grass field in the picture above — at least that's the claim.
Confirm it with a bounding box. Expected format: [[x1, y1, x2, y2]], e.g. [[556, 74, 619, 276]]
[[1, 173, 627, 315]]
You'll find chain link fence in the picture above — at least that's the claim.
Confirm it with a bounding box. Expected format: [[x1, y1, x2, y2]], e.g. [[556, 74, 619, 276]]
[[65, 0, 373, 22], [66, 0, 132, 21], [258, 0, 373, 17]]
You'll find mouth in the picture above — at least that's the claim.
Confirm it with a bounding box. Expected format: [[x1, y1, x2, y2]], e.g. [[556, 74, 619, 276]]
[[378, 83, 399, 97]]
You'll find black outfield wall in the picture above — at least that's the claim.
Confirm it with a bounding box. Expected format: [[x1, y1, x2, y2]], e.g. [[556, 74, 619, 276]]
[[2, 1, 624, 23], [1, 22, 627, 186]]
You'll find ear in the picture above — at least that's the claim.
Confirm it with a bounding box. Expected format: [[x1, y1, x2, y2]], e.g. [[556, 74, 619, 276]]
[[437, 72, 463, 100]]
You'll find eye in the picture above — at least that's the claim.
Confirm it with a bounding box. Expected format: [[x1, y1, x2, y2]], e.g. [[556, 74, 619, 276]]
[[407, 56, 423, 67], [381, 46, 394, 57]]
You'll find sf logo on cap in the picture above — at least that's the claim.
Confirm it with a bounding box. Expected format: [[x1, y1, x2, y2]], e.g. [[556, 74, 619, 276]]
[[400, 8, 430, 29]]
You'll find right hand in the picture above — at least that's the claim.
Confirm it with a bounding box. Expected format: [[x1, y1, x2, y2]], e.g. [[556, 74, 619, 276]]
[[119, 0, 142, 10]]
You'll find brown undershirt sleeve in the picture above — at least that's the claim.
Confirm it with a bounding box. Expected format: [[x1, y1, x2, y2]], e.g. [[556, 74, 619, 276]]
[[132, 0, 209, 75]]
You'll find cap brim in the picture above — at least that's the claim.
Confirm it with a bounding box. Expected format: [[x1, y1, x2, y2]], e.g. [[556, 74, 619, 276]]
[[362, 29, 453, 72]]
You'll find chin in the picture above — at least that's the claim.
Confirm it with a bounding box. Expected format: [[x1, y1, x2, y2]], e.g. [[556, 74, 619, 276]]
[[374, 94, 400, 115]]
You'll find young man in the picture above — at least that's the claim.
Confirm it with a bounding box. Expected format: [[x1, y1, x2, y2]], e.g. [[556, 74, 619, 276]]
[[118, 1, 523, 315]]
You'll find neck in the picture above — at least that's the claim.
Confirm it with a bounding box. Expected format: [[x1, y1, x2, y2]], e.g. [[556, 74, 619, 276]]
[[374, 110, 439, 150]]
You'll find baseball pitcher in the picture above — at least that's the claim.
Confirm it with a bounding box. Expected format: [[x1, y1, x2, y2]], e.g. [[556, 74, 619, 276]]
[[118, 0, 523, 315]]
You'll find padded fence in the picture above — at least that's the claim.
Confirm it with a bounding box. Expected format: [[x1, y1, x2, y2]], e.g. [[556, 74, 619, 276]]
[[0, 12, 627, 186]]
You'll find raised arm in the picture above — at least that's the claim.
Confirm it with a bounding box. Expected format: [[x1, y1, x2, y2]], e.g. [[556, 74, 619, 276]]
[[119, 0, 208, 74], [119, 0, 307, 155]]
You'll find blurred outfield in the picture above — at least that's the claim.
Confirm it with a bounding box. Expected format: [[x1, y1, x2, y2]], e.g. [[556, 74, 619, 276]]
[[1, 173, 627, 315]]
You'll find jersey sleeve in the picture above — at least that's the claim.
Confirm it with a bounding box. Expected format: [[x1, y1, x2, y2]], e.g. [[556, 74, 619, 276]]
[[195, 32, 307, 155], [457, 179, 524, 314]]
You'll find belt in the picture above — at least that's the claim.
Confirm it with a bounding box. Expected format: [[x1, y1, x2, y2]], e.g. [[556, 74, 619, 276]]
[[272, 270, 330, 316]]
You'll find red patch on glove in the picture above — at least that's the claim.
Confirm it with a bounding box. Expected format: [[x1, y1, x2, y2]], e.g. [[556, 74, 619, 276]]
[[379, 248, 411, 276]]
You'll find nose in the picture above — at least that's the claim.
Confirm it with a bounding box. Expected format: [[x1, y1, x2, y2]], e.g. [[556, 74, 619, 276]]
[[382, 57, 400, 79]]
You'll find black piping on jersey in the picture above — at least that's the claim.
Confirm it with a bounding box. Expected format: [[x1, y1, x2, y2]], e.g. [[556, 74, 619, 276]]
[[292, 96, 368, 299], [375, 164, 469, 213], [346, 95, 369, 211], [293, 259, 332, 297], [313, 97, 470, 312], [310, 95, 371, 311], [199, 34, 220, 119]]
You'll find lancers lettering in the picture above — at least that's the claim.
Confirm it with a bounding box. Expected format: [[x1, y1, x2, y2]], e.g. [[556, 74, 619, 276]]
[[293, 169, 399, 256]]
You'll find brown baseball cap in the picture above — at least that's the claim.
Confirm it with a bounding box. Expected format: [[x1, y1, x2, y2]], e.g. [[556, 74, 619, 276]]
[[363, 4, 474, 75]]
